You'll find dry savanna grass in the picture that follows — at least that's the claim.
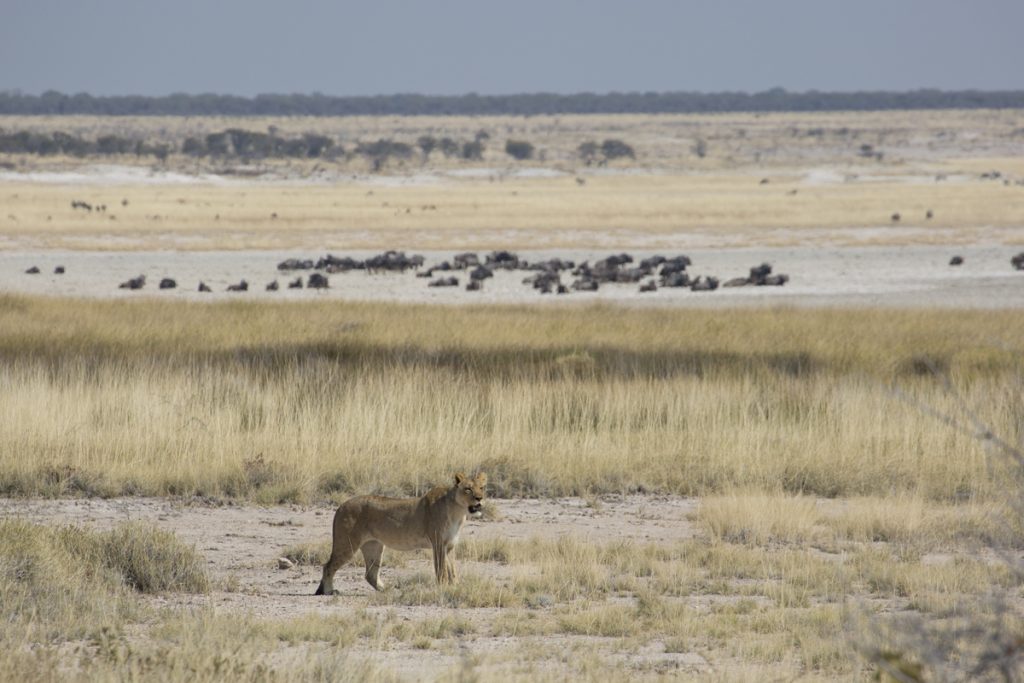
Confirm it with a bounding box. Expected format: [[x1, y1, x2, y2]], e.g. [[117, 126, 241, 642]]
[[1, 294, 1022, 503], [5, 496, 1020, 681], [2, 292, 1022, 679], [2, 109, 1023, 250], [3, 172, 1023, 251]]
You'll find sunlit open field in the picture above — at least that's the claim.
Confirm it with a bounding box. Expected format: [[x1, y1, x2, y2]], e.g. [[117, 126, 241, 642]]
[[1, 296, 1023, 678], [3, 108, 1024, 680]]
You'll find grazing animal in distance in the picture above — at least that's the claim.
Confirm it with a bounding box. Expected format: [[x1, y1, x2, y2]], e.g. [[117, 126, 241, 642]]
[[226, 280, 248, 292], [118, 275, 146, 290], [315, 472, 488, 594], [198, 282, 212, 292]]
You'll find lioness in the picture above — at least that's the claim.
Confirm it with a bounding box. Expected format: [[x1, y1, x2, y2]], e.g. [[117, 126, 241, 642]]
[[315, 472, 487, 595]]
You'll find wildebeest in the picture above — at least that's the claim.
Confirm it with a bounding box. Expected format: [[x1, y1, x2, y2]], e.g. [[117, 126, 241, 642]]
[[466, 279, 483, 291], [266, 280, 279, 291], [470, 265, 494, 281], [484, 250, 523, 270], [278, 258, 314, 271], [639, 280, 657, 293], [307, 273, 329, 289], [1012, 252, 1024, 271], [660, 272, 691, 288], [317, 254, 362, 272], [198, 282, 211, 292], [749, 263, 773, 284], [25, 266, 40, 274], [571, 278, 599, 292], [365, 251, 421, 273], [119, 275, 146, 290], [658, 256, 691, 277], [949, 256, 964, 266], [528, 271, 562, 294], [288, 277, 304, 289], [54, 266, 65, 275], [226, 280, 248, 292], [428, 276, 459, 287], [454, 252, 480, 269], [639, 255, 666, 270], [159, 278, 177, 289], [690, 276, 719, 292], [722, 263, 789, 287]]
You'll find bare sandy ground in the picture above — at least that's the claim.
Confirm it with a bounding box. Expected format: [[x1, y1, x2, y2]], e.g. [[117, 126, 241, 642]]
[[1, 244, 1022, 308], [0, 495, 705, 679]]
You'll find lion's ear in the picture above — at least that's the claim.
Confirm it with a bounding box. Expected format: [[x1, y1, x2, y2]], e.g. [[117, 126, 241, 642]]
[[475, 472, 488, 486], [455, 472, 467, 485]]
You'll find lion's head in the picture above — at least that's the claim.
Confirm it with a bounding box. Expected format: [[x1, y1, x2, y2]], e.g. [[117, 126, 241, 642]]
[[454, 472, 487, 516]]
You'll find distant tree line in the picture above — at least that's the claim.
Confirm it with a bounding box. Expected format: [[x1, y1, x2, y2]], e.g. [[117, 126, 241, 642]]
[[0, 127, 535, 164], [0, 126, 648, 166], [0, 130, 172, 160], [1, 89, 1023, 116]]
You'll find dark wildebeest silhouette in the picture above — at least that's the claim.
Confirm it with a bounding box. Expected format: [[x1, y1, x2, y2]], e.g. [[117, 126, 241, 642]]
[[119, 275, 146, 290]]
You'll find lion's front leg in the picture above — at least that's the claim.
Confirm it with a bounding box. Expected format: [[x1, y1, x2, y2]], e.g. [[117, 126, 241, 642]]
[[441, 542, 457, 583], [443, 555, 457, 583], [431, 541, 448, 584]]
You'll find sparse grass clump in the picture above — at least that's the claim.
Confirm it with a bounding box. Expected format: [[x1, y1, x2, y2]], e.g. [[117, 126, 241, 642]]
[[100, 521, 210, 593], [0, 518, 207, 652]]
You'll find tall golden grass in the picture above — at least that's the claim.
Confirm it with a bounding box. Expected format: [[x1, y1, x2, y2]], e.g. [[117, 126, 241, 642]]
[[1, 294, 1021, 502], [3, 171, 1022, 251]]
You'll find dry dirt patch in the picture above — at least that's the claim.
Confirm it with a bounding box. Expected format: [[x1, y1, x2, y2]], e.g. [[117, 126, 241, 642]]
[[0, 496, 704, 678]]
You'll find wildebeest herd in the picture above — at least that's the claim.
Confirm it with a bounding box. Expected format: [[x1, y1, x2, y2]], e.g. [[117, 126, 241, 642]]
[[20, 250, 1024, 294], [279, 250, 782, 295]]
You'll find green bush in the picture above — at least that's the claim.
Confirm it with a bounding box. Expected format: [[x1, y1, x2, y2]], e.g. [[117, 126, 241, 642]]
[[601, 138, 635, 160], [505, 139, 534, 160]]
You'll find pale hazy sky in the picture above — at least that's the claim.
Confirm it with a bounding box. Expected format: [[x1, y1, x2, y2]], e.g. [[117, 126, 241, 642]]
[[2, 0, 1022, 96]]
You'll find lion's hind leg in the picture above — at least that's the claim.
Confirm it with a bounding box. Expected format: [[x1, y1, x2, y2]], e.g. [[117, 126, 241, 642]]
[[360, 540, 386, 590], [315, 538, 358, 596]]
